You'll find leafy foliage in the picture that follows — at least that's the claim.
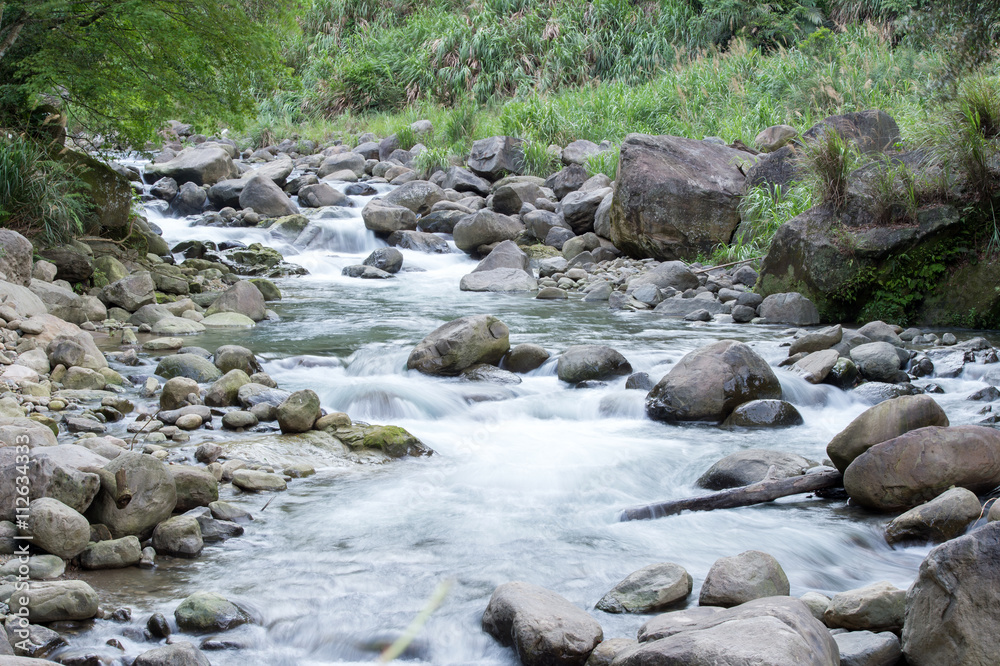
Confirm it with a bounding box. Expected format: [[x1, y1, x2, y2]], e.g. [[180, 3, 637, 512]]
[[0, 133, 91, 244], [0, 0, 289, 146], [713, 181, 811, 262]]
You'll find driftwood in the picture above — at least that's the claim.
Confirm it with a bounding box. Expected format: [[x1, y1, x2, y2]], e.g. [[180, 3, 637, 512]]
[[619, 467, 843, 522], [114, 467, 133, 509]]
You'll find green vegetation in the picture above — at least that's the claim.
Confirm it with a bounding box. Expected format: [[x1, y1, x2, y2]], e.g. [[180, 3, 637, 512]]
[[0, 0, 288, 146], [0, 133, 91, 245], [715, 181, 813, 263]]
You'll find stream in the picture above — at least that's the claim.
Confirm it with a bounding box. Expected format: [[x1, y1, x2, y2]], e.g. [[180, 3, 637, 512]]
[[61, 169, 1000, 664]]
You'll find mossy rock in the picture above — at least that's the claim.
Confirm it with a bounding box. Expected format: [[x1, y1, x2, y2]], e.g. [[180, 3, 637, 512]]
[[333, 424, 432, 458], [54, 150, 133, 232], [522, 244, 562, 260], [249, 278, 281, 301]]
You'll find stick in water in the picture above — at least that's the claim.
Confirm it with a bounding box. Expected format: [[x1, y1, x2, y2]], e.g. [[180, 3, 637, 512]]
[[379, 580, 452, 662]]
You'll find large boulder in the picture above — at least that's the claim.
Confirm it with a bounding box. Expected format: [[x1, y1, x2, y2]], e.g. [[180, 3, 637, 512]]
[[699, 550, 790, 607], [298, 182, 349, 208], [623, 597, 839, 666], [468, 136, 524, 180], [850, 342, 901, 383], [757, 203, 974, 324], [102, 272, 156, 311], [407, 315, 510, 376], [473, 243, 529, 276], [7, 580, 100, 622], [21, 498, 90, 559], [826, 395, 949, 472], [596, 562, 692, 614], [38, 245, 92, 282], [382, 180, 445, 215], [0, 279, 48, 316], [482, 581, 602, 666], [86, 452, 177, 538], [79, 535, 142, 569], [318, 152, 366, 179], [610, 134, 754, 260], [902, 522, 1000, 665], [646, 340, 781, 423], [239, 174, 299, 217], [387, 229, 451, 254], [442, 166, 491, 196], [802, 110, 901, 154], [562, 187, 612, 235], [556, 345, 632, 383], [170, 465, 219, 512], [362, 200, 418, 235], [843, 425, 1000, 511], [0, 229, 33, 286], [0, 443, 99, 521], [146, 145, 239, 186], [29, 279, 106, 324], [453, 210, 524, 254], [363, 247, 404, 274], [205, 280, 267, 322]]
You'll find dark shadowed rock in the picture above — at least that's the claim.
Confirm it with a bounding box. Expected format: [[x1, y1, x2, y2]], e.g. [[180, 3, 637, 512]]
[[557, 345, 632, 383], [722, 399, 803, 428], [697, 449, 817, 490], [646, 340, 781, 423]]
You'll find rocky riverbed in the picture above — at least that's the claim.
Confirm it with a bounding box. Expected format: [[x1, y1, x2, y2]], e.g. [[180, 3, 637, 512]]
[[1, 116, 1000, 666]]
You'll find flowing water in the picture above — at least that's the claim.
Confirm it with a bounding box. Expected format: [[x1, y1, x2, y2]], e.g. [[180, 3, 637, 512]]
[[64, 169, 1000, 664]]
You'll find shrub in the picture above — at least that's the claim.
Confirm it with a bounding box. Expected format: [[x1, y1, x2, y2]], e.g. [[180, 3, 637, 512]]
[[799, 129, 861, 210], [411, 145, 452, 177], [585, 147, 619, 180], [0, 133, 91, 245], [520, 141, 561, 177]]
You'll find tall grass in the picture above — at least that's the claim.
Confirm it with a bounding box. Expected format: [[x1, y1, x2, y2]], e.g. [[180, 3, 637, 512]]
[[799, 129, 861, 210], [713, 181, 812, 262], [0, 134, 91, 245]]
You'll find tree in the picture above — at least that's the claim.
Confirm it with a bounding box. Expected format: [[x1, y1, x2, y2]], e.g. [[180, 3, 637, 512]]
[[0, 0, 292, 146]]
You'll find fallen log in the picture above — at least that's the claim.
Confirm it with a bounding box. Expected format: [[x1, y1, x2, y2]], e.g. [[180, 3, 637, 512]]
[[619, 466, 843, 522]]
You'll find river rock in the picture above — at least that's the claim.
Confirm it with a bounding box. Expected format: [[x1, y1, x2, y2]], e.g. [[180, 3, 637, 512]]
[[699, 550, 790, 607], [102, 272, 156, 312], [212, 344, 260, 375], [8, 580, 100, 622], [319, 152, 366, 178], [556, 345, 632, 383], [160, 376, 201, 411], [205, 280, 266, 322], [232, 468, 287, 492], [453, 210, 524, 254], [482, 581, 602, 666], [721, 399, 804, 427], [79, 535, 142, 569], [0, 444, 99, 523], [833, 631, 901, 666], [623, 597, 838, 666], [843, 425, 1000, 510], [697, 450, 816, 490], [851, 342, 901, 383], [205, 369, 251, 407], [150, 316, 206, 335], [170, 465, 219, 512], [460, 267, 537, 292], [361, 247, 404, 274], [610, 134, 753, 260], [382, 180, 444, 215], [586, 638, 638, 666], [885, 487, 982, 545], [826, 395, 948, 472], [493, 181, 542, 215], [277, 389, 321, 433], [0, 229, 33, 286], [146, 145, 238, 186], [239, 174, 299, 217], [152, 514, 203, 557], [627, 261, 699, 293], [824, 581, 906, 632], [793, 349, 841, 384], [407, 315, 510, 376], [524, 209, 571, 242], [156, 353, 222, 383], [505, 343, 550, 373], [87, 452, 177, 538], [902, 521, 1000, 665], [473, 240, 530, 275], [237, 383, 290, 408], [562, 187, 612, 234], [646, 340, 781, 423], [387, 230, 450, 253], [362, 201, 418, 235], [134, 642, 211, 666], [21, 498, 90, 559], [298, 182, 349, 208], [442, 166, 490, 196], [468, 136, 524, 180], [202, 312, 255, 328], [175, 591, 250, 633], [758, 293, 820, 325], [596, 562, 692, 613], [858, 320, 903, 346]]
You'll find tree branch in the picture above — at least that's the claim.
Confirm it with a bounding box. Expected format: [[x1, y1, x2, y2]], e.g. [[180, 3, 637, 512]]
[[0, 16, 25, 61]]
